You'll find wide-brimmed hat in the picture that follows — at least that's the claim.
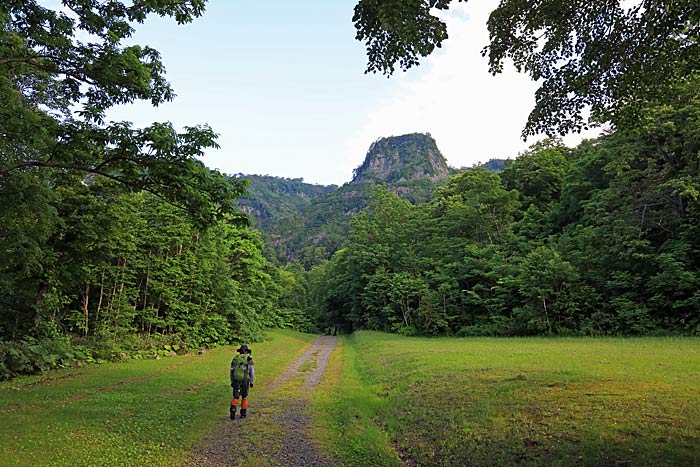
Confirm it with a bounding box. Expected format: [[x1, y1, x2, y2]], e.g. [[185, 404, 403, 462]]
[[237, 344, 250, 353]]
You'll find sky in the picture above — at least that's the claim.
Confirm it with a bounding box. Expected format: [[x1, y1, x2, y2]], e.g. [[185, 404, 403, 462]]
[[107, 0, 600, 186]]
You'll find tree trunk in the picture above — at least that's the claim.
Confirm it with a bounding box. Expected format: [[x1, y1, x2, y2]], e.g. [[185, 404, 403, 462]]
[[95, 271, 105, 336], [82, 284, 90, 336], [114, 259, 127, 333], [153, 293, 162, 335], [106, 275, 118, 317], [542, 296, 552, 335], [639, 204, 647, 238], [141, 253, 151, 333]]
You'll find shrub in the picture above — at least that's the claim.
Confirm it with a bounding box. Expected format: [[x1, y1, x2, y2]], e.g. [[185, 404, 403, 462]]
[[0, 335, 84, 379]]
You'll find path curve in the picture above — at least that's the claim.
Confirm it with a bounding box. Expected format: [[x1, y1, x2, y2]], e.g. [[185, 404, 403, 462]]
[[183, 336, 338, 467]]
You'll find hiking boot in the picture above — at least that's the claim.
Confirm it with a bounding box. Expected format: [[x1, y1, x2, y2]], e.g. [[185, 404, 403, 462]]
[[240, 408, 247, 418], [230, 406, 236, 420]]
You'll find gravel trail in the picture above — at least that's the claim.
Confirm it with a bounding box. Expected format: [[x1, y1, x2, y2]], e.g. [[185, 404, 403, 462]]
[[183, 336, 338, 467]]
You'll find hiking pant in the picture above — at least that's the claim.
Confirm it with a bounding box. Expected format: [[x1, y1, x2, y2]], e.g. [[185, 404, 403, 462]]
[[232, 379, 249, 399], [231, 380, 249, 412]]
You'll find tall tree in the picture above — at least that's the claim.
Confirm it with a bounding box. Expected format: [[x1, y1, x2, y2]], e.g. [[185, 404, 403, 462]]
[[0, 0, 245, 225]]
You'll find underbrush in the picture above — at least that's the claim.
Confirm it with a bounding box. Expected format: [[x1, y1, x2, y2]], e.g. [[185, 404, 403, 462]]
[[1, 321, 268, 380], [0, 336, 92, 379], [0, 333, 203, 380]]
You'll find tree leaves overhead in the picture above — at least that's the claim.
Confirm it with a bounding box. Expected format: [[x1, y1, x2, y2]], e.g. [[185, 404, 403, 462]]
[[353, 0, 454, 75], [2, 0, 196, 121], [486, 0, 700, 136], [0, 0, 242, 225], [353, 0, 700, 137]]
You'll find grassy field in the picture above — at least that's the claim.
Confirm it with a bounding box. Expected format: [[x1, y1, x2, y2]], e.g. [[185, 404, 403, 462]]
[[0, 330, 317, 467], [323, 331, 700, 467], [3, 330, 700, 466]]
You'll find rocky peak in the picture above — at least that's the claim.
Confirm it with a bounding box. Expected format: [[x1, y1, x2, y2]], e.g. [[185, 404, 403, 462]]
[[350, 133, 450, 185]]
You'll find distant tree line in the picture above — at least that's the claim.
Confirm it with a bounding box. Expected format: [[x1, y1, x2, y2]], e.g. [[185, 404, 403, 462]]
[[0, 173, 313, 378]]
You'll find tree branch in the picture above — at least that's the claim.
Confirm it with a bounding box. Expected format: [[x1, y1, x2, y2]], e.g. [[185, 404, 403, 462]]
[[0, 55, 97, 87], [0, 159, 203, 218], [0, 57, 44, 66], [0, 160, 98, 175]]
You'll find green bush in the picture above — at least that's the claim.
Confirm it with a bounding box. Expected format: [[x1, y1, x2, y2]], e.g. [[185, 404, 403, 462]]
[[0, 335, 82, 379]]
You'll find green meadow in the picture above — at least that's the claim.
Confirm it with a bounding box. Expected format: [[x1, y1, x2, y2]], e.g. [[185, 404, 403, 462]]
[[2, 330, 700, 466], [321, 332, 700, 467], [0, 330, 317, 467]]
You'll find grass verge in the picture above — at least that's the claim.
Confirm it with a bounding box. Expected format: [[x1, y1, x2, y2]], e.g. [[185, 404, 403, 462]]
[[313, 335, 401, 467]]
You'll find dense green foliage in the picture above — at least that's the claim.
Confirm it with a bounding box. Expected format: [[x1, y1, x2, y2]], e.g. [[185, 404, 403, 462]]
[[0, 2, 307, 379], [353, 0, 700, 137], [0, 0, 245, 225], [235, 174, 348, 268], [271, 178, 442, 269], [311, 80, 700, 336], [237, 176, 368, 267], [0, 177, 313, 378], [341, 2, 700, 336], [235, 175, 337, 231]]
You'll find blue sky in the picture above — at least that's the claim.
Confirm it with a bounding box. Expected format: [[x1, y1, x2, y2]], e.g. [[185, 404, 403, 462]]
[[107, 1, 598, 186]]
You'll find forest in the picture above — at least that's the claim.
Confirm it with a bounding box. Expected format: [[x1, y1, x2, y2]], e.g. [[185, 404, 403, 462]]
[[1, 0, 699, 378], [312, 88, 700, 336]]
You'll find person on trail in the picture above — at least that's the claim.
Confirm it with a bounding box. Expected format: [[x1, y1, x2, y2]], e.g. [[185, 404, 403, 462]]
[[230, 344, 254, 419]]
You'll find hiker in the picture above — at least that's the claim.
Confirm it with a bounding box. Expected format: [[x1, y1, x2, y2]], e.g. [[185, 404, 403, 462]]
[[230, 344, 255, 419]]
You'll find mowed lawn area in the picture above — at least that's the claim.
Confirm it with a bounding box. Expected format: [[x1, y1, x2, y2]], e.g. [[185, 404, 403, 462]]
[[0, 330, 318, 467], [327, 331, 700, 467]]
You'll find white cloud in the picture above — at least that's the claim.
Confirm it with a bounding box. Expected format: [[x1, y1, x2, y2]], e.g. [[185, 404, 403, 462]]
[[341, 0, 600, 178]]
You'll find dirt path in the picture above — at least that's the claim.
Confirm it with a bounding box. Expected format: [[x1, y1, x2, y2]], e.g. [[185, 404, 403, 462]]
[[183, 336, 338, 467]]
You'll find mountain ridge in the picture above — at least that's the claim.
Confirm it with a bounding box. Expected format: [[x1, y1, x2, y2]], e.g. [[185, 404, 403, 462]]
[[235, 133, 506, 267]]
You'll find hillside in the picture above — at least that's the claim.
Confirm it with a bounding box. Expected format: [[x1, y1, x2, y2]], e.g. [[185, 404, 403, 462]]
[[478, 158, 506, 173], [234, 175, 337, 231], [236, 133, 498, 267]]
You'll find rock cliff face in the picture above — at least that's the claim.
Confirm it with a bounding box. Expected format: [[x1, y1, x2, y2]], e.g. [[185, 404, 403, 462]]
[[350, 133, 450, 184]]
